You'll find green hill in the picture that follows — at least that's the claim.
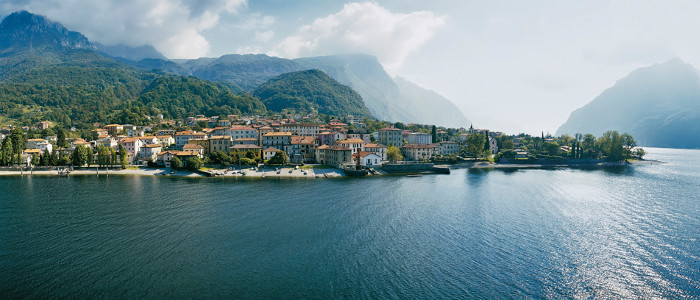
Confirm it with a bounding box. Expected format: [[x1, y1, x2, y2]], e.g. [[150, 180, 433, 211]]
[[0, 12, 266, 128], [253, 69, 372, 118]]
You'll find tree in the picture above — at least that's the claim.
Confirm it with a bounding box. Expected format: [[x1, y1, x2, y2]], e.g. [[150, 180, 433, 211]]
[[543, 141, 560, 156], [210, 151, 232, 166], [386, 145, 403, 163], [171, 156, 183, 169], [31, 154, 39, 166], [581, 134, 597, 158], [186, 156, 204, 171], [431, 125, 438, 143], [110, 148, 117, 166], [502, 139, 514, 150], [1, 137, 12, 166], [56, 128, 67, 148], [50, 150, 58, 166], [10, 127, 25, 165], [86, 146, 94, 166], [118, 144, 128, 168], [267, 151, 289, 165], [71, 144, 89, 167], [465, 133, 485, 158]]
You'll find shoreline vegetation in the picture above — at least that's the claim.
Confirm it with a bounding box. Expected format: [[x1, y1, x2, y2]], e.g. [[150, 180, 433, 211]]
[[0, 159, 662, 178]]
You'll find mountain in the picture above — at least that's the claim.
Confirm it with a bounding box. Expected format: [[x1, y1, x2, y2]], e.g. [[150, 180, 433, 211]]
[[0, 11, 96, 52], [96, 43, 166, 61], [0, 12, 266, 127], [160, 53, 470, 127], [557, 58, 700, 148], [394, 76, 471, 128], [253, 69, 373, 118]]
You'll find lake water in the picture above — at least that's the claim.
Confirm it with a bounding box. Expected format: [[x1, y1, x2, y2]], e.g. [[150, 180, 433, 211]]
[[1, 148, 698, 298]]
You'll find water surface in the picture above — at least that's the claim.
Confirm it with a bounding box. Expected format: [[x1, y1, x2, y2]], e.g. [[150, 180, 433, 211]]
[[1, 148, 698, 298]]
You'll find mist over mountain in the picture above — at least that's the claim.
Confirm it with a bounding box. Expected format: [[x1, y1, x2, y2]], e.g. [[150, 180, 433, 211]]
[[96, 43, 166, 61], [557, 58, 700, 148]]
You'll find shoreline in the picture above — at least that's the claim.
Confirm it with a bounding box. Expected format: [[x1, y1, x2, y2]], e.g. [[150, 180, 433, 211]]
[[0, 159, 662, 178]]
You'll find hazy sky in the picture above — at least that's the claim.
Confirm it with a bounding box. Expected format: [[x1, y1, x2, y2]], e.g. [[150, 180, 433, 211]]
[[2, 0, 699, 134]]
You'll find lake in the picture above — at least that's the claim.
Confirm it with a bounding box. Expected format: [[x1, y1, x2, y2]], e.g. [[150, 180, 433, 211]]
[[1, 148, 698, 298]]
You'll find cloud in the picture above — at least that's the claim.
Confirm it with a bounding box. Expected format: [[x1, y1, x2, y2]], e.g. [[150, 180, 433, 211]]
[[271, 2, 446, 75], [0, 0, 246, 59]]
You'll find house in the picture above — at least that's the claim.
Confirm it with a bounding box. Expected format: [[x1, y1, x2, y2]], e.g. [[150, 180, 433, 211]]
[[405, 132, 432, 145], [27, 139, 52, 154], [94, 137, 118, 149], [318, 131, 346, 146], [174, 131, 207, 150], [156, 135, 174, 147], [119, 137, 145, 162], [233, 138, 259, 145], [401, 143, 438, 161], [489, 137, 499, 154], [355, 151, 382, 167], [225, 125, 258, 140], [378, 126, 403, 146], [335, 138, 365, 154], [156, 151, 183, 167], [515, 150, 529, 158], [262, 147, 280, 161], [182, 143, 205, 156], [209, 136, 233, 154], [37, 121, 52, 130], [364, 143, 387, 161], [230, 144, 262, 160], [104, 124, 123, 136], [279, 123, 320, 137], [262, 132, 292, 154], [140, 144, 162, 164], [436, 141, 460, 156], [290, 136, 316, 163], [317, 145, 352, 168]]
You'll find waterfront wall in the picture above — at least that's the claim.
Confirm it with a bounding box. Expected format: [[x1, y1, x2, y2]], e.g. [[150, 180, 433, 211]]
[[498, 158, 606, 164]]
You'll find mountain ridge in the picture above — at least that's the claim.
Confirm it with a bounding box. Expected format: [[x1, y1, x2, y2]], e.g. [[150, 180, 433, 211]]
[[557, 58, 700, 148]]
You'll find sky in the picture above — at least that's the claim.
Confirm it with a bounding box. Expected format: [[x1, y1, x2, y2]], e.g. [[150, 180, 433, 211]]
[[2, 0, 699, 134]]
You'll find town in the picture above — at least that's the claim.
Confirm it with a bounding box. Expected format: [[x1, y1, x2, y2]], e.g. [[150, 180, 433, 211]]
[[0, 112, 644, 176]]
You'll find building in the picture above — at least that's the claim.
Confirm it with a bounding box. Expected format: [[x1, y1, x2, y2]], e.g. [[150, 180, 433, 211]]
[[175, 131, 207, 150], [104, 124, 123, 136], [318, 132, 345, 146], [156, 135, 174, 148], [233, 138, 259, 145], [363, 143, 387, 161], [401, 143, 438, 161], [27, 139, 52, 154], [225, 125, 258, 140], [209, 136, 233, 154], [436, 141, 460, 156], [183, 143, 205, 156], [37, 121, 52, 130], [229, 144, 262, 160], [335, 138, 365, 154], [279, 123, 320, 137], [140, 144, 163, 164], [317, 145, 352, 168], [262, 132, 292, 154], [119, 137, 145, 162], [355, 151, 382, 167], [405, 132, 432, 145], [489, 137, 499, 154], [378, 127, 403, 147], [263, 147, 280, 161], [290, 136, 316, 163]]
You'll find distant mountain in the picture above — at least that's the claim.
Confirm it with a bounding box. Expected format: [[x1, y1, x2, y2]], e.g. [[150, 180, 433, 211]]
[[0, 11, 266, 127], [96, 43, 166, 61], [0, 11, 96, 52], [557, 58, 700, 148], [394, 76, 471, 128], [253, 69, 373, 118]]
